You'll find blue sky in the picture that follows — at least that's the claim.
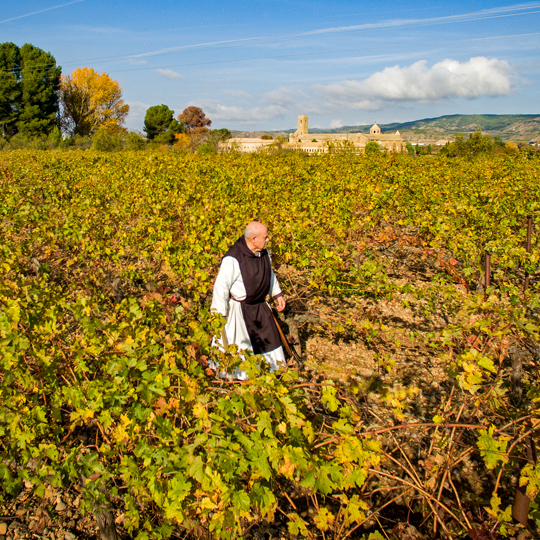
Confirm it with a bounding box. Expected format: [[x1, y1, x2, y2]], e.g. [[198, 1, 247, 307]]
[[2, 1, 540, 132]]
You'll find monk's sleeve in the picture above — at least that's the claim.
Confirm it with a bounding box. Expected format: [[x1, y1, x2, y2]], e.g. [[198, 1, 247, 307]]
[[211, 256, 236, 316], [268, 254, 283, 298]]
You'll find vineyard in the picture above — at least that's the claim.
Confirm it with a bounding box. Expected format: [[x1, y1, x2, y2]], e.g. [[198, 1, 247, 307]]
[[1, 149, 540, 540]]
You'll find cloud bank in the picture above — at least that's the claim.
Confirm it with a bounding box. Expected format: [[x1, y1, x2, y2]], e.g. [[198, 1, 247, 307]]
[[315, 57, 513, 110], [202, 57, 515, 125], [204, 87, 304, 123]]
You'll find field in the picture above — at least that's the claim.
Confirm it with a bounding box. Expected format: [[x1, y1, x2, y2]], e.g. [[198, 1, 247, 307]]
[[1, 149, 540, 540]]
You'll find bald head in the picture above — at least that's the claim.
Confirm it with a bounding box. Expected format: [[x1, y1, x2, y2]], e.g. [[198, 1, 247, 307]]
[[244, 221, 267, 240], [244, 221, 269, 253]]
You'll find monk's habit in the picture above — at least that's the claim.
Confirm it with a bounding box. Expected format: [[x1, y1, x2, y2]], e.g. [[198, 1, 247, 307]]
[[210, 236, 285, 379]]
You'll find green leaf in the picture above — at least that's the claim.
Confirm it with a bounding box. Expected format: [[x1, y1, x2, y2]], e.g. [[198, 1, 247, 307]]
[[321, 382, 340, 412], [231, 490, 251, 513], [477, 426, 509, 469], [287, 513, 310, 537], [187, 456, 205, 482]]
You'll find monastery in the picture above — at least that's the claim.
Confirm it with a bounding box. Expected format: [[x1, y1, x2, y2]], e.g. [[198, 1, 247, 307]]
[[225, 115, 406, 153]]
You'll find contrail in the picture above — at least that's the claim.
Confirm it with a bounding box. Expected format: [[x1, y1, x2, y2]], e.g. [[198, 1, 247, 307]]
[[0, 0, 85, 24], [129, 2, 540, 59]]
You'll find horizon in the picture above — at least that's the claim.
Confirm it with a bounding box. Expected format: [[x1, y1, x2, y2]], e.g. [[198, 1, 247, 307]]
[[3, 1, 540, 133], [230, 113, 540, 134]]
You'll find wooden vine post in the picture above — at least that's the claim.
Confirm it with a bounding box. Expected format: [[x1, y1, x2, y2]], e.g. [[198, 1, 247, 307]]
[[512, 215, 536, 528], [94, 510, 121, 540], [524, 214, 533, 291], [512, 433, 538, 527]]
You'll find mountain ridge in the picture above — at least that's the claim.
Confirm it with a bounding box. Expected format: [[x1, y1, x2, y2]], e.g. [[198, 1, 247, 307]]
[[232, 114, 540, 142]]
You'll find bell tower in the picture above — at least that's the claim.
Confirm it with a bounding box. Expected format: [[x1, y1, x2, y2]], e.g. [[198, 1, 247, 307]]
[[297, 115, 308, 136]]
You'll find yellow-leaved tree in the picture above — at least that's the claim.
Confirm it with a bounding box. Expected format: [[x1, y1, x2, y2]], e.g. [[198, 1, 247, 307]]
[[60, 67, 129, 136]]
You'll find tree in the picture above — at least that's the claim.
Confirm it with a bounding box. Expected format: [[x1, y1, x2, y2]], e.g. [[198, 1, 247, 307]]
[[196, 142, 215, 155], [0, 42, 60, 139], [440, 133, 467, 158], [173, 132, 191, 150], [212, 128, 231, 140], [467, 128, 495, 157], [325, 139, 356, 154], [18, 44, 62, 137], [177, 106, 211, 132], [143, 105, 183, 143], [126, 131, 146, 151], [502, 142, 519, 155], [406, 142, 415, 156], [365, 141, 381, 154], [440, 129, 495, 159], [204, 128, 232, 152], [60, 67, 129, 136], [0, 43, 22, 138]]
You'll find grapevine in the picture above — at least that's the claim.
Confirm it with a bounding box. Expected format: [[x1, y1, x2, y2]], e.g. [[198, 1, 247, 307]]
[[0, 150, 539, 539]]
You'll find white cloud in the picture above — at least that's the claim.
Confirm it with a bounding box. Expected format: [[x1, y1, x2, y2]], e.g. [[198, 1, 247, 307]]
[[126, 101, 150, 120], [261, 87, 299, 107], [194, 56, 515, 126], [202, 86, 303, 124], [315, 57, 514, 110], [329, 119, 344, 128], [125, 101, 151, 131], [156, 69, 184, 80]]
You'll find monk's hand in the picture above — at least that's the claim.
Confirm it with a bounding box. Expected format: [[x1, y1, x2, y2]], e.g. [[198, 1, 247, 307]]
[[275, 296, 286, 312]]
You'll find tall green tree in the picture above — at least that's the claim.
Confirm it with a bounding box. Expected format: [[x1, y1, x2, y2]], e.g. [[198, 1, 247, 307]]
[[18, 44, 61, 137], [0, 42, 61, 139], [0, 43, 22, 138], [143, 104, 183, 142]]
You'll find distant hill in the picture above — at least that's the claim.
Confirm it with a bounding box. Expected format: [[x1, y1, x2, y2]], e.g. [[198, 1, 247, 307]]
[[232, 114, 540, 143]]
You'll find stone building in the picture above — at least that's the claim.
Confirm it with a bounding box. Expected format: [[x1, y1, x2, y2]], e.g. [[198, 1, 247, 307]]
[[224, 138, 274, 153], [289, 115, 406, 153], [222, 114, 406, 153]]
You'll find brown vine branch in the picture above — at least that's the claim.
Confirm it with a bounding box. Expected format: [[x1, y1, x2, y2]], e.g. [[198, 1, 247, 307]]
[[365, 421, 487, 436], [368, 468, 467, 533], [340, 487, 415, 540]]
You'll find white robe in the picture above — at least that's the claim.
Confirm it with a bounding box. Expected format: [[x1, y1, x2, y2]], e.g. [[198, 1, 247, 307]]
[[210, 254, 285, 379]]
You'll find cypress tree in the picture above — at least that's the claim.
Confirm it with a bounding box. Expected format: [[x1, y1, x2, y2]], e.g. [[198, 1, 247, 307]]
[[0, 42, 61, 139]]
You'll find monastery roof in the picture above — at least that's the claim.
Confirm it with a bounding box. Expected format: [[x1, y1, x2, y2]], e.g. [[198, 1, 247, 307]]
[[293, 131, 369, 138], [229, 137, 273, 142], [294, 132, 350, 139], [368, 133, 404, 141]]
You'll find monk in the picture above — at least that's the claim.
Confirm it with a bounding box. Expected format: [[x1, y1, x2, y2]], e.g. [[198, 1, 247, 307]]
[[210, 221, 286, 379]]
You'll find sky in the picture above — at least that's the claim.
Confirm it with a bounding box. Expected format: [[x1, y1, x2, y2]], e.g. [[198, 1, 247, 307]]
[[2, 0, 540, 132]]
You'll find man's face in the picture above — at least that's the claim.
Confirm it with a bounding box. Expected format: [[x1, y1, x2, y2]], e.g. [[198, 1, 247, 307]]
[[252, 227, 269, 251]]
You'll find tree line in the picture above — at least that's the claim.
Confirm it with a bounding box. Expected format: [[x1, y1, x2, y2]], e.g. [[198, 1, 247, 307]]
[[0, 42, 227, 151]]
